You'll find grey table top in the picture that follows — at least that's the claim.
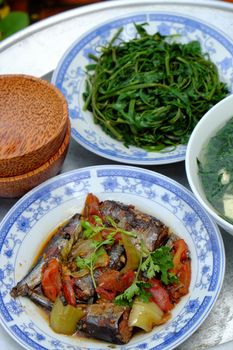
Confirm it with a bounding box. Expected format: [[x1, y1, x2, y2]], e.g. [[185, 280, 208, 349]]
[[1, 1, 233, 349]]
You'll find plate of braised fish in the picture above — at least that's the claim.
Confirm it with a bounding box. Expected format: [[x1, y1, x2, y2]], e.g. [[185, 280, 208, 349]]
[[52, 12, 233, 165], [0, 165, 225, 350]]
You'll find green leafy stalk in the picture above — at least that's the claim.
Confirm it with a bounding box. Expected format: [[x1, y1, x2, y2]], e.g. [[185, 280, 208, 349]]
[[83, 23, 229, 151]]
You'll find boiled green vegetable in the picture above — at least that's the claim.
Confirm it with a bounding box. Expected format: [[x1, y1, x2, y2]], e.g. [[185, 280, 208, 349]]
[[83, 23, 228, 151]]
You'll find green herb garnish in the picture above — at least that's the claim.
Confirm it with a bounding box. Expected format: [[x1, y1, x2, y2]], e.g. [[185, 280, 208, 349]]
[[141, 246, 178, 284], [115, 280, 151, 306], [115, 242, 151, 306], [81, 215, 137, 239], [76, 234, 115, 288], [83, 23, 228, 151], [115, 244, 178, 306]]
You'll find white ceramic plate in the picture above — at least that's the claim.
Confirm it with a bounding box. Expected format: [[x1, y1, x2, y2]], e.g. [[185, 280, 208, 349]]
[[0, 165, 225, 350], [52, 12, 233, 165]]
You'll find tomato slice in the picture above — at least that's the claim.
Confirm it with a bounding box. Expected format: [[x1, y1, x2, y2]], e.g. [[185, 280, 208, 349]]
[[97, 269, 135, 292], [120, 270, 135, 290], [172, 239, 189, 273], [95, 287, 116, 301], [167, 239, 191, 303], [63, 275, 76, 306], [148, 279, 173, 312], [83, 193, 101, 219], [41, 258, 62, 302], [177, 260, 191, 296]]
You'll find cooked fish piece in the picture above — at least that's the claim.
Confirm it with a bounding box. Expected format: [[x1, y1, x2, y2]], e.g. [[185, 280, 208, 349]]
[[78, 303, 132, 344], [99, 200, 169, 251], [74, 269, 103, 302], [109, 244, 125, 270], [26, 286, 53, 311], [11, 213, 81, 298], [75, 274, 95, 301]]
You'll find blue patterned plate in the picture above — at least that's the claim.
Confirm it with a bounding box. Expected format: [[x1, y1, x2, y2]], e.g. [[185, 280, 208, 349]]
[[0, 165, 225, 350], [52, 12, 233, 165]]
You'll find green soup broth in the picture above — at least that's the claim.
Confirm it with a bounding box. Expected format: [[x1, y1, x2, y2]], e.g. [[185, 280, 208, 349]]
[[198, 116, 233, 224]]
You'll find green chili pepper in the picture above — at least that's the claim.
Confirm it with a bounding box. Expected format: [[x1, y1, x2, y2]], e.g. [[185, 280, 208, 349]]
[[50, 297, 85, 335]]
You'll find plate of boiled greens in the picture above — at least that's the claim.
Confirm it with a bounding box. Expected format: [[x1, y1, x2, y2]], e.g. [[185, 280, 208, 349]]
[[0, 165, 225, 350], [52, 12, 233, 165]]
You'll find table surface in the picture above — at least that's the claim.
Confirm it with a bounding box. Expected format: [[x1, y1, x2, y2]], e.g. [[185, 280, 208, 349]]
[[1, 1, 233, 350]]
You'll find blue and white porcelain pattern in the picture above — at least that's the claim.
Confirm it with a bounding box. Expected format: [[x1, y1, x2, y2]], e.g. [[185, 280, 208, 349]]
[[52, 12, 233, 165], [0, 165, 225, 350]]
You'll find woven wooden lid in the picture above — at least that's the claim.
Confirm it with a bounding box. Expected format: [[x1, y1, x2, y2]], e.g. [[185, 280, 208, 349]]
[[0, 74, 68, 177]]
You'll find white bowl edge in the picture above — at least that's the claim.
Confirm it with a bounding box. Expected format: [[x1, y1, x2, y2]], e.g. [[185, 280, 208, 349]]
[[185, 93, 233, 233]]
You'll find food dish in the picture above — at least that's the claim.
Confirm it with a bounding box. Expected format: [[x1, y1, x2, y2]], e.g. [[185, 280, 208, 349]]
[[11, 192, 191, 344], [0, 165, 225, 350], [52, 12, 233, 165], [186, 93, 233, 235]]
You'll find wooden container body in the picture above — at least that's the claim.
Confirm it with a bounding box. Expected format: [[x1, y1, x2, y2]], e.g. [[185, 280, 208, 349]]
[[0, 120, 71, 198]]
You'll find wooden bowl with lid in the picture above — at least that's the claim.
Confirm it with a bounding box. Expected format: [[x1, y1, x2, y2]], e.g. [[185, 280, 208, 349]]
[[0, 74, 68, 177], [0, 74, 70, 198]]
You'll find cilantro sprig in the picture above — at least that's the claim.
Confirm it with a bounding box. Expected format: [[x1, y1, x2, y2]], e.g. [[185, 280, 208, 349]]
[[115, 241, 151, 306], [115, 280, 151, 306], [79, 215, 179, 306], [115, 244, 178, 306], [81, 215, 137, 239], [141, 246, 178, 285], [77, 215, 136, 292], [76, 234, 114, 288]]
